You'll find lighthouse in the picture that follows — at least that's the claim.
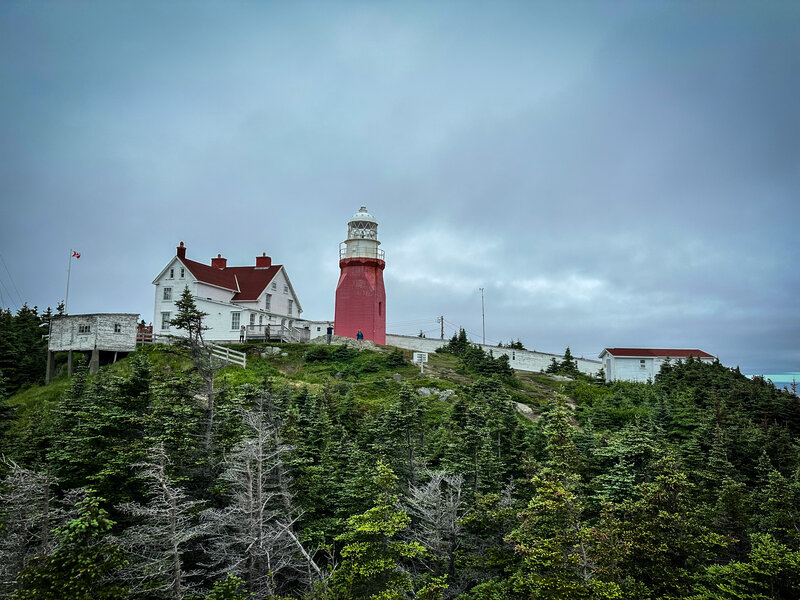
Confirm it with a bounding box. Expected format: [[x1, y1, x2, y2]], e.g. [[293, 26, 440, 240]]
[[334, 206, 386, 344]]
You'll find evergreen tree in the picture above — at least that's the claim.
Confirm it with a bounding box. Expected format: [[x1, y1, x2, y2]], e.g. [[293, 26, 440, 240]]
[[170, 286, 209, 346], [330, 462, 429, 600], [11, 493, 127, 600]]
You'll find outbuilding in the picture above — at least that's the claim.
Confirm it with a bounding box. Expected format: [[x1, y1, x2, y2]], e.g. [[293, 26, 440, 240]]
[[47, 313, 139, 381], [599, 347, 716, 383]]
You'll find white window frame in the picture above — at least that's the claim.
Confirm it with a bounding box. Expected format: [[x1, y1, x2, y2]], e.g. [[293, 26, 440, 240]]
[[287, 300, 293, 316], [169, 268, 174, 279], [249, 313, 255, 326], [78, 324, 91, 334], [640, 359, 646, 369], [161, 312, 171, 330], [284, 284, 289, 294], [265, 294, 271, 311], [271, 282, 277, 290], [163, 287, 172, 301], [180, 267, 185, 278], [231, 312, 240, 330]]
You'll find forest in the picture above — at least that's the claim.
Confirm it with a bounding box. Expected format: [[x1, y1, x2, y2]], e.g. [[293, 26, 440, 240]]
[[1, 304, 799, 599]]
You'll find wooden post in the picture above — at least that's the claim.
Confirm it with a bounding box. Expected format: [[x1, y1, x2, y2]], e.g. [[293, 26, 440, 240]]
[[89, 347, 100, 374], [46, 351, 54, 384]]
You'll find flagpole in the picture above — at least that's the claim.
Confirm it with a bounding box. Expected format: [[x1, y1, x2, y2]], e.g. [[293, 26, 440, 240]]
[[65, 249, 73, 314]]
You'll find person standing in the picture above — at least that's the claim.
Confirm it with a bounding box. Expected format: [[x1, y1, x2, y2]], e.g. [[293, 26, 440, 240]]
[[265, 322, 271, 341], [326, 324, 333, 344], [356, 329, 363, 349], [239, 325, 246, 343]]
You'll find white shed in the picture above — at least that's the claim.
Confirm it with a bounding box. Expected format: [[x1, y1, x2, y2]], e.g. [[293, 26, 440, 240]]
[[599, 348, 716, 383]]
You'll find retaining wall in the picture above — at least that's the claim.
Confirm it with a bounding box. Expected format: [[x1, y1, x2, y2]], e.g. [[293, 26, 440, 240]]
[[385, 334, 602, 375]]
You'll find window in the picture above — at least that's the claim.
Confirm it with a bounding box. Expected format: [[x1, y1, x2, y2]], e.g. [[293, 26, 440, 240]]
[[114, 323, 121, 333], [378, 301, 382, 316], [180, 267, 185, 278], [231, 312, 240, 329], [163, 287, 172, 301], [259, 315, 263, 325], [78, 324, 91, 334], [271, 282, 277, 290], [249, 313, 255, 326], [161, 312, 171, 330], [316, 326, 321, 332], [512, 351, 516, 360], [169, 268, 174, 279], [640, 359, 646, 369], [287, 300, 293, 316], [265, 294, 271, 311], [284, 285, 289, 294]]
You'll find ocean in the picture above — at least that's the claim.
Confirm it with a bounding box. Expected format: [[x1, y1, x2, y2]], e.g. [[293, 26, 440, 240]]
[[747, 372, 800, 394]]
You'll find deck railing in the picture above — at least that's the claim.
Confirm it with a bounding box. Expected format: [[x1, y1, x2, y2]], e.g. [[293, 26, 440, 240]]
[[339, 244, 385, 261]]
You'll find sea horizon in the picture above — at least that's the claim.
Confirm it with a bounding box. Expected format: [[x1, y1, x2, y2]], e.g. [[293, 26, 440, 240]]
[[745, 372, 799, 393]]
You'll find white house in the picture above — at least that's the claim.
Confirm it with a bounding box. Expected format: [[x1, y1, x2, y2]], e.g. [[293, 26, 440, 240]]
[[153, 242, 307, 342], [599, 347, 716, 383]]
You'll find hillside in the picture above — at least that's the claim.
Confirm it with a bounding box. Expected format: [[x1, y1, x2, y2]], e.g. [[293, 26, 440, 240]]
[[1, 339, 799, 599]]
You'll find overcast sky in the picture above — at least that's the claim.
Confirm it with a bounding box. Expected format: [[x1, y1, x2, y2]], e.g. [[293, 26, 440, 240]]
[[1, 1, 798, 374]]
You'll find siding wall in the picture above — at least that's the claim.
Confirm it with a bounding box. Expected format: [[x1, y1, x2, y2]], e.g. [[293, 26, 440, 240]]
[[606, 355, 716, 382], [49, 314, 139, 352]]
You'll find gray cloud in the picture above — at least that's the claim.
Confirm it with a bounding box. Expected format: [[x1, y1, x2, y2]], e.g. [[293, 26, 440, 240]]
[[1, 1, 797, 373]]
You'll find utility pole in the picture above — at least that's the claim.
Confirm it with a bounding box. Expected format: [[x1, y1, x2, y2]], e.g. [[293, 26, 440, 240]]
[[480, 288, 485, 345], [437, 315, 444, 339]]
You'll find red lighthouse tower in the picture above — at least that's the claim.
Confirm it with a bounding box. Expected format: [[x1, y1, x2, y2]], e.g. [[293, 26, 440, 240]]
[[334, 206, 386, 344]]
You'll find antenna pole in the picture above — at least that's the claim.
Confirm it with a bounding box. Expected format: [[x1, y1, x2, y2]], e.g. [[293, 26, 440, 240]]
[[480, 288, 485, 345], [65, 250, 73, 314]]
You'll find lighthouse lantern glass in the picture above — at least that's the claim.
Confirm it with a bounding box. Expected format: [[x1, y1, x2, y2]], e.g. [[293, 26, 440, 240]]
[[348, 220, 377, 240]]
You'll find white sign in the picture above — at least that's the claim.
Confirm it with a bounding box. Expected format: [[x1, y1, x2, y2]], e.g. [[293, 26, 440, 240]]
[[413, 352, 428, 363]]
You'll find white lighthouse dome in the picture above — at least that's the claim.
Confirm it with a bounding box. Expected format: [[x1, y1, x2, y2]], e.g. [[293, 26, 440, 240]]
[[349, 205, 377, 224]]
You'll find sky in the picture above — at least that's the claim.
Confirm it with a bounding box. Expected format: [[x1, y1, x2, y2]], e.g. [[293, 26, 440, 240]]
[[1, 1, 798, 375]]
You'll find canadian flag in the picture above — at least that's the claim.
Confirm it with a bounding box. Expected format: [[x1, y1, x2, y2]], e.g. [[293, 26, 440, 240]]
[[72, 250, 81, 259]]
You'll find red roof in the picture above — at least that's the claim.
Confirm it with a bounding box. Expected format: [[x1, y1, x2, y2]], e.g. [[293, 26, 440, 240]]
[[180, 257, 281, 301], [602, 348, 715, 359]]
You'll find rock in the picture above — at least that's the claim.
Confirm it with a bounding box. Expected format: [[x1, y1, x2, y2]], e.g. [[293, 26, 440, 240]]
[[393, 373, 403, 382], [512, 401, 537, 422], [416, 387, 434, 397], [335, 372, 343, 380], [438, 389, 456, 401], [281, 352, 288, 357], [548, 374, 573, 382]]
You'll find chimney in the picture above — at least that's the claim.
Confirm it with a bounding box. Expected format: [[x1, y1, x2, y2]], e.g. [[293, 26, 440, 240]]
[[255, 252, 272, 268], [211, 253, 227, 269], [177, 241, 186, 259]]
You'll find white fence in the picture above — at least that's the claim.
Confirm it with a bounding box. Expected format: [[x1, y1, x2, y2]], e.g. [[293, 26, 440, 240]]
[[209, 343, 246, 368]]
